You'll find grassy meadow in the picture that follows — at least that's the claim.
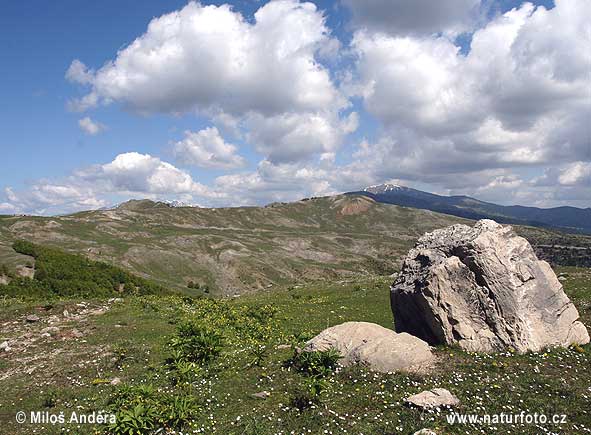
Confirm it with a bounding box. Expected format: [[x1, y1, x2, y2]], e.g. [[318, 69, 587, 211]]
[[0, 264, 590, 435]]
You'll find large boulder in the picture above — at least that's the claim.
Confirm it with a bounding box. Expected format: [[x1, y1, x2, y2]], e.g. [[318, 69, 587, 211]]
[[303, 321, 434, 373], [391, 220, 589, 353]]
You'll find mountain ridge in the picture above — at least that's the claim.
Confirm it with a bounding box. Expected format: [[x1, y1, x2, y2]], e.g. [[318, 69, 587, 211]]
[[351, 183, 591, 234]]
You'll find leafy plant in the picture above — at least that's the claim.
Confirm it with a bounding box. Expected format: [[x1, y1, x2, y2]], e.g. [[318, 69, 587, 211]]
[[247, 344, 268, 367], [288, 348, 341, 377], [170, 320, 224, 364]]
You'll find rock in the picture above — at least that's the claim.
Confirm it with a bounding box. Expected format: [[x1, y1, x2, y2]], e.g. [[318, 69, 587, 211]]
[[0, 341, 11, 352], [303, 322, 434, 373], [276, 344, 291, 350], [70, 329, 84, 338], [40, 326, 60, 336], [413, 430, 438, 435], [110, 377, 122, 386], [405, 388, 459, 409], [391, 220, 590, 353], [63, 310, 70, 318], [25, 315, 40, 323], [252, 391, 270, 399]]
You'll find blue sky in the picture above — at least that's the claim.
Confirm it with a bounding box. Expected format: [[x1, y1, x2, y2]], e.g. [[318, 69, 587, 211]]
[[0, 0, 588, 215]]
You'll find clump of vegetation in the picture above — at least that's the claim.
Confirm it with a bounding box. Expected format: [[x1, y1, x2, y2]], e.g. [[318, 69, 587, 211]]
[[169, 320, 224, 364], [288, 348, 342, 377], [0, 240, 170, 298], [108, 384, 201, 434]]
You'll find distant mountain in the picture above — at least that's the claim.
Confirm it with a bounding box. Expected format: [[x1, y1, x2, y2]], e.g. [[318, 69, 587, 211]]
[[351, 183, 591, 234]]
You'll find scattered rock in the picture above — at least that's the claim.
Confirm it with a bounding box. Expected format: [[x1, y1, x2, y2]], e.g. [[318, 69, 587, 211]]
[[63, 310, 70, 318], [25, 315, 40, 323], [110, 377, 122, 386], [392, 220, 590, 353], [0, 341, 11, 352], [40, 326, 60, 336], [558, 276, 567, 281], [303, 321, 434, 373], [252, 391, 270, 399], [413, 430, 437, 435], [276, 344, 291, 350], [71, 329, 84, 338], [405, 388, 460, 409]]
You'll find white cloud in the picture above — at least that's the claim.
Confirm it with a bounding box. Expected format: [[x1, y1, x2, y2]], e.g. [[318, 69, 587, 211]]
[[558, 162, 591, 186], [173, 127, 245, 169], [245, 111, 358, 163], [67, 0, 354, 163], [348, 0, 591, 194], [342, 0, 481, 36], [3, 153, 222, 215], [78, 117, 106, 135], [68, 1, 343, 116], [66, 59, 94, 85]]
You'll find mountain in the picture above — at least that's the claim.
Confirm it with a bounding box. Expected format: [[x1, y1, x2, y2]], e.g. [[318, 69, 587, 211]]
[[0, 195, 466, 295], [1, 194, 589, 296], [352, 183, 591, 234]]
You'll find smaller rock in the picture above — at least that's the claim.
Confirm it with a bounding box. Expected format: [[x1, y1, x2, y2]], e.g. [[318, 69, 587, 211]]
[[63, 310, 70, 318], [40, 333, 51, 338], [41, 326, 60, 336], [110, 377, 122, 386], [304, 322, 434, 373], [71, 329, 84, 338], [405, 388, 459, 409], [413, 430, 437, 435], [252, 391, 270, 399], [276, 344, 291, 350], [558, 276, 567, 281], [25, 315, 40, 323], [0, 341, 11, 352]]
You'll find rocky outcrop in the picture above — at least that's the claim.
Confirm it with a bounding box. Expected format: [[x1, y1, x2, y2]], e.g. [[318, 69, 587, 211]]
[[391, 220, 590, 353], [303, 321, 434, 373], [405, 388, 460, 409]]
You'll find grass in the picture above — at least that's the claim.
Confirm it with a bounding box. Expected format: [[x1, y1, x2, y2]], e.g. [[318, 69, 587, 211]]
[[0, 269, 589, 434]]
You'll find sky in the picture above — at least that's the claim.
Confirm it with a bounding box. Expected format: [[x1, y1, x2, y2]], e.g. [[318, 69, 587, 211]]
[[0, 0, 589, 215]]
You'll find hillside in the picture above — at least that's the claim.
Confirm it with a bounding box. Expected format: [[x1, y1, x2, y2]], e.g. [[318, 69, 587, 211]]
[[353, 184, 591, 234], [2, 194, 589, 296], [0, 195, 466, 295]]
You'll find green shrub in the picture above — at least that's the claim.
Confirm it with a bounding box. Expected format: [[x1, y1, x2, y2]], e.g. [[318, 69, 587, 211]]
[[170, 320, 224, 364], [0, 240, 170, 299], [288, 348, 341, 377]]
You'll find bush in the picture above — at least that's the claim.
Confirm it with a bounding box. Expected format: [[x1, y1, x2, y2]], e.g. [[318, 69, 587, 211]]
[[288, 348, 341, 377], [0, 240, 170, 299], [109, 384, 201, 434], [170, 320, 224, 364]]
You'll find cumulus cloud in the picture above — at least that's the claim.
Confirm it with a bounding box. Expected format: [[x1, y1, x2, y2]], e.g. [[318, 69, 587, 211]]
[[3, 153, 221, 215], [78, 117, 106, 135], [69, 1, 343, 115], [348, 0, 591, 195], [173, 127, 245, 169], [245, 111, 358, 163], [66, 0, 354, 163], [342, 0, 481, 36]]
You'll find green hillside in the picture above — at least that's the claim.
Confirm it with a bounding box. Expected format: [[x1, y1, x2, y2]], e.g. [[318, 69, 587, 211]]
[[0, 195, 466, 295]]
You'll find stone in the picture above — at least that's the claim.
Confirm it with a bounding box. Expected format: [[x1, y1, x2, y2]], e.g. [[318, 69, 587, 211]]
[[40, 326, 60, 336], [391, 220, 590, 353], [252, 391, 270, 399], [0, 341, 11, 352], [405, 388, 459, 409], [413, 430, 438, 435], [110, 377, 122, 386], [303, 321, 434, 373], [25, 315, 40, 323]]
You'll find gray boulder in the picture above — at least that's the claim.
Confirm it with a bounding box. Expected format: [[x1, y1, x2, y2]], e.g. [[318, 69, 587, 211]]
[[405, 388, 460, 409], [392, 220, 590, 353], [303, 321, 434, 373]]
